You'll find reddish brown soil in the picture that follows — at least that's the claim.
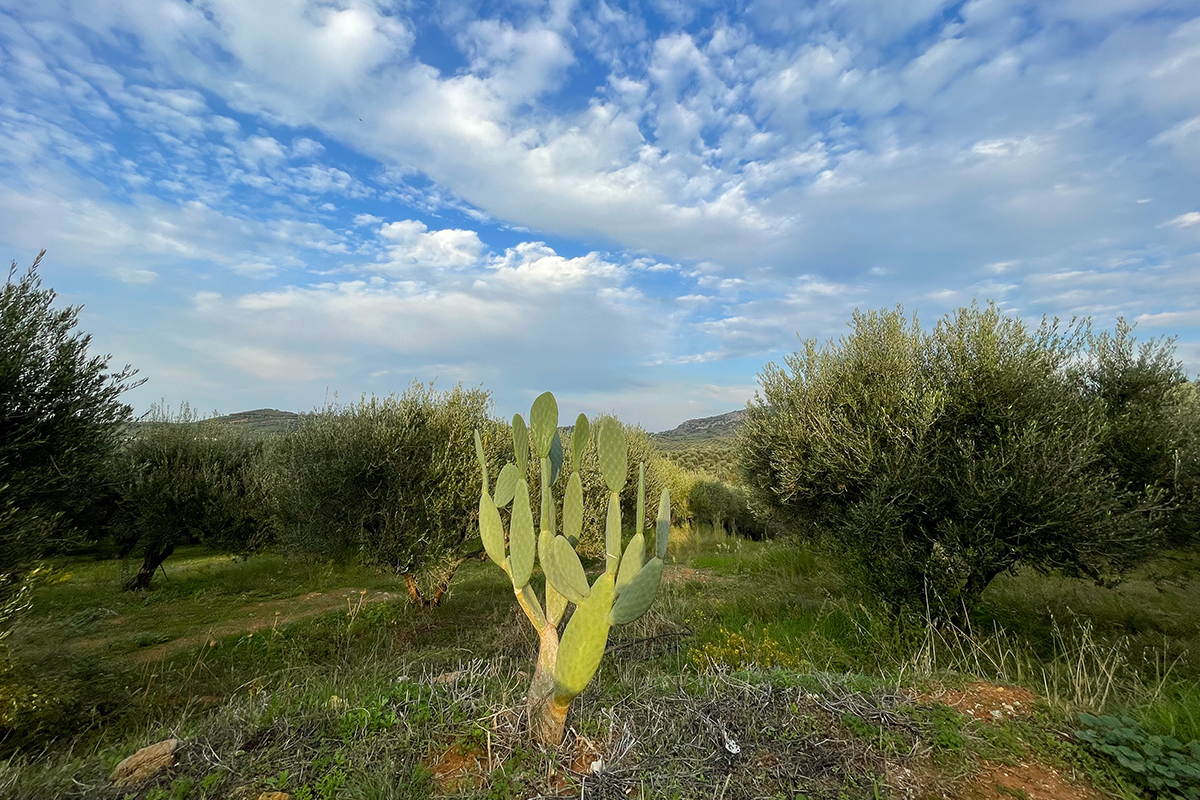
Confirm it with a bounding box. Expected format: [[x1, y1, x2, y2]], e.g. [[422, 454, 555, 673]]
[[921, 681, 1038, 722], [956, 758, 1108, 800], [426, 743, 488, 793]]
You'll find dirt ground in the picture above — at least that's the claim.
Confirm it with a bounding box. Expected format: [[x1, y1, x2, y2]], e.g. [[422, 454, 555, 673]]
[[917, 682, 1107, 800], [956, 758, 1109, 800], [921, 681, 1038, 723], [133, 588, 398, 663]]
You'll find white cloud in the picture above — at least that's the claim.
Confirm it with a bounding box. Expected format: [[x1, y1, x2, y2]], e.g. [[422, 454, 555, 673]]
[[378, 220, 485, 271], [1164, 211, 1200, 228], [290, 137, 325, 159], [3, 0, 1200, 426], [488, 241, 623, 290], [1134, 310, 1200, 327]]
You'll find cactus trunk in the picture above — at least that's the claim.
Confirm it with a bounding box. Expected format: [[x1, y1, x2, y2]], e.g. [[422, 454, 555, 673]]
[[527, 623, 568, 745]]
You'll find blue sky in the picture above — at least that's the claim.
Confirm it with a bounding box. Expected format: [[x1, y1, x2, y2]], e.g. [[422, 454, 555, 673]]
[[2, 0, 1198, 431]]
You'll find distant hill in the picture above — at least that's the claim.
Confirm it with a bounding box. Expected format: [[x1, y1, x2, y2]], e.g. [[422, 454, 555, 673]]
[[208, 408, 302, 435], [128, 406, 749, 443], [650, 409, 746, 449], [126, 408, 303, 437]]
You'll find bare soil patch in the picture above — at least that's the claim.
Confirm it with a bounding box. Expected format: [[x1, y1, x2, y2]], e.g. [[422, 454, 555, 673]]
[[425, 742, 487, 793], [133, 588, 398, 663], [956, 758, 1108, 800], [920, 681, 1037, 723]]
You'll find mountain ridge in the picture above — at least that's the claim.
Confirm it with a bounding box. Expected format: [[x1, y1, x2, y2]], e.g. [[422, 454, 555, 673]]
[[191, 407, 747, 443], [648, 409, 745, 446]]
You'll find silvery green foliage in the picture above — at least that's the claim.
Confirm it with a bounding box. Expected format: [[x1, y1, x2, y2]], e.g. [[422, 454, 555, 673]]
[[740, 301, 1172, 616], [274, 382, 504, 576]]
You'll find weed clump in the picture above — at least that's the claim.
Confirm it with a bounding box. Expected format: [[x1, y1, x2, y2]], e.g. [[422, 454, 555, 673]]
[[1075, 712, 1200, 799]]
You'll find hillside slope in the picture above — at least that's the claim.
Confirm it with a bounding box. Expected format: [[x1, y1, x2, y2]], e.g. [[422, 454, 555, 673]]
[[650, 409, 745, 449]]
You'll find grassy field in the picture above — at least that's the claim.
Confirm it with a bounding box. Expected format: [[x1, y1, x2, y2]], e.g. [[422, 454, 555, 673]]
[[2, 529, 1198, 799]]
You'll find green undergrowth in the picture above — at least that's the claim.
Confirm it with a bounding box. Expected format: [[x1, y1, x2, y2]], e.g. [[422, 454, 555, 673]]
[[1, 531, 1197, 798]]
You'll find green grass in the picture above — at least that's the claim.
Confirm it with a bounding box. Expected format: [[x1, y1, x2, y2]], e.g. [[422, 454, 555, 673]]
[[2, 533, 1198, 798], [9, 547, 403, 662]]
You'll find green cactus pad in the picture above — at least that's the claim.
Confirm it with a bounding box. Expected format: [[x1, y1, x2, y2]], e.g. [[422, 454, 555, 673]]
[[494, 463, 519, 508], [636, 462, 645, 537], [596, 417, 627, 493], [512, 414, 529, 472], [605, 492, 622, 576], [571, 413, 589, 470], [562, 472, 583, 546], [656, 487, 671, 560], [549, 431, 564, 485], [545, 583, 568, 628], [530, 391, 558, 458], [543, 534, 590, 603], [473, 429, 489, 490], [509, 479, 535, 588], [539, 457, 556, 535], [609, 557, 663, 625], [478, 491, 506, 569], [615, 532, 644, 595], [554, 572, 614, 702]]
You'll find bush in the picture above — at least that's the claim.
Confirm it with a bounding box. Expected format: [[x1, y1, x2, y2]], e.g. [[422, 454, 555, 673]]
[[110, 404, 273, 589], [658, 441, 740, 483], [740, 301, 1166, 616], [642, 458, 773, 540], [651, 458, 697, 530], [270, 383, 505, 594], [1, 252, 140, 624]]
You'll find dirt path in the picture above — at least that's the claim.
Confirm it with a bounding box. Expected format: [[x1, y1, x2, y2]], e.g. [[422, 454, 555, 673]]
[[133, 587, 399, 664]]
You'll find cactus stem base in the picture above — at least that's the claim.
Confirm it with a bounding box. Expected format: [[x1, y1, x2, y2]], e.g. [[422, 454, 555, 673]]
[[527, 624, 568, 746]]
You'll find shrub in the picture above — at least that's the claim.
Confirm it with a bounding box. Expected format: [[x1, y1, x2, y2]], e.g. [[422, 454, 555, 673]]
[[740, 301, 1165, 617], [658, 441, 740, 483], [270, 383, 504, 601], [651, 458, 697, 530], [109, 403, 273, 589], [1, 252, 141, 623]]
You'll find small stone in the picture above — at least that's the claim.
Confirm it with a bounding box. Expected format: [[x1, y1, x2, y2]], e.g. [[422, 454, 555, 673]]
[[109, 738, 181, 787]]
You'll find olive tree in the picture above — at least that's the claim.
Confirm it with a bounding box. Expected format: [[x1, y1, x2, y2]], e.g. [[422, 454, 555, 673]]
[[740, 302, 1166, 617], [109, 404, 274, 590], [1067, 319, 1198, 547], [270, 383, 505, 606], [1, 252, 141, 624]]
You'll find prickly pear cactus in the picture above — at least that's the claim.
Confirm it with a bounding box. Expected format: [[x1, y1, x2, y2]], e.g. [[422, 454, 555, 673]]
[[474, 392, 670, 746]]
